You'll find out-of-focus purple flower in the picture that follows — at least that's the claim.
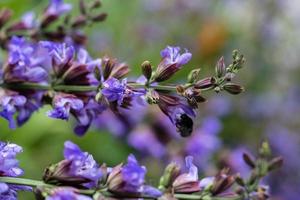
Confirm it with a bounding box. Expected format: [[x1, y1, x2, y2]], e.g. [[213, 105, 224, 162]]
[[226, 147, 251, 178], [0, 142, 29, 200], [185, 117, 222, 170], [154, 46, 192, 82], [47, 94, 84, 120], [5, 37, 49, 83], [63, 141, 102, 188], [21, 12, 37, 29], [172, 156, 200, 193], [0, 90, 26, 129], [46, 187, 92, 200], [7, 12, 37, 31], [45, 0, 72, 17], [128, 126, 166, 158], [206, 96, 231, 117]]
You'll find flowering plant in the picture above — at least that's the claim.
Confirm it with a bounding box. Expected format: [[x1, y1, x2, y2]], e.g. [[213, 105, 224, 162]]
[[0, 140, 282, 200], [0, 0, 282, 199]]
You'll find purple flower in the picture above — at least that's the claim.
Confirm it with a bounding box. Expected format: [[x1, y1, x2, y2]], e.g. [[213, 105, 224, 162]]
[[0, 142, 29, 200], [40, 41, 74, 67], [73, 99, 107, 136], [102, 78, 127, 105], [121, 155, 146, 193], [0, 90, 26, 129], [5, 37, 49, 83], [107, 155, 162, 197], [0, 142, 23, 177], [16, 91, 44, 127], [46, 0, 72, 17], [77, 48, 102, 72], [154, 46, 192, 82], [7, 12, 37, 31], [160, 46, 192, 66], [47, 94, 84, 120], [63, 141, 102, 188], [41, 41, 99, 87], [21, 12, 37, 29], [46, 187, 92, 200]]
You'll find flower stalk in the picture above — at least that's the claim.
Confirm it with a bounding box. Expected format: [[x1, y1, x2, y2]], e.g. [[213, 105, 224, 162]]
[[0, 176, 242, 200]]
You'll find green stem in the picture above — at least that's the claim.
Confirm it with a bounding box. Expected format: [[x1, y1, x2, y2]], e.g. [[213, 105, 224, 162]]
[[0, 177, 46, 187], [0, 83, 50, 90], [0, 82, 181, 92], [0, 177, 242, 200]]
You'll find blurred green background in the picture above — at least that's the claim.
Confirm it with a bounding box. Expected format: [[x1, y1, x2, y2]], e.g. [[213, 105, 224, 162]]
[[1, 0, 300, 199]]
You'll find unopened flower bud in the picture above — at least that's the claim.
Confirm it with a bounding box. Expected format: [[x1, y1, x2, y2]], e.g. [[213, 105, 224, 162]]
[[159, 162, 180, 190], [184, 88, 206, 108], [243, 153, 256, 168], [146, 89, 159, 104], [223, 83, 244, 95], [268, 156, 283, 172], [90, 0, 102, 9], [91, 13, 107, 22], [141, 60, 152, 80], [34, 186, 45, 200], [187, 68, 201, 83], [194, 77, 216, 89], [79, 0, 87, 15], [43, 160, 90, 186], [235, 174, 245, 186], [71, 15, 87, 28], [0, 8, 12, 29], [107, 164, 123, 192], [211, 169, 235, 196], [176, 85, 185, 94], [95, 92, 103, 103], [216, 57, 226, 78], [259, 141, 272, 158], [225, 72, 235, 81]]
